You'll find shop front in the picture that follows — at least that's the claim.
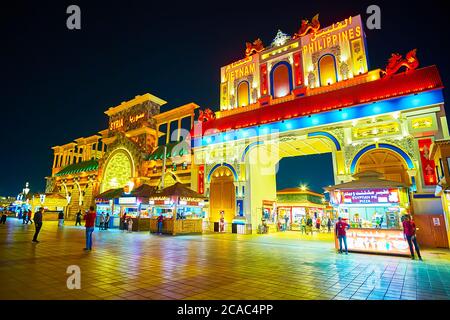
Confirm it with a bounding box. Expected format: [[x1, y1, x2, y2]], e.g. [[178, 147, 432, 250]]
[[148, 182, 205, 235], [326, 171, 411, 256], [277, 187, 329, 231]]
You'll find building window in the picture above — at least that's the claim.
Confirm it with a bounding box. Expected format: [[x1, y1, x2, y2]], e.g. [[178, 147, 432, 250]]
[[237, 81, 250, 107], [318, 54, 338, 86], [270, 61, 293, 98]]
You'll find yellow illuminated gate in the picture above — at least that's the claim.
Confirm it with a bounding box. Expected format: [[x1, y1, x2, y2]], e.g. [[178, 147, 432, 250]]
[[209, 167, 236, 224]]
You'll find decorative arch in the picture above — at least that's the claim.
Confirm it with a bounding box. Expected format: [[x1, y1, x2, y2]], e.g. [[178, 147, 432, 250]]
[[318, 54, 338, 86], [307, 131, 341, 151], [270, 61, 293, 98], [101, 147, 135, 193], [207, 163, 238, 183], [350, 143, 414, 174], [237, 80, 250, 107], [241, 141, 265, 162]]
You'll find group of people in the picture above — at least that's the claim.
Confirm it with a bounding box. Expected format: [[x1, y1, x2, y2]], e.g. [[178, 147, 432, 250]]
[[21, 210, 33, 225], [299, 215, 333, 235], [121, 214, 134, 233]]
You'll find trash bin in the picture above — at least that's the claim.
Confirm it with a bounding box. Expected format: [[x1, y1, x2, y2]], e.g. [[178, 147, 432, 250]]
[[214, 222, 219, 232], [232, 223, 238, 234]]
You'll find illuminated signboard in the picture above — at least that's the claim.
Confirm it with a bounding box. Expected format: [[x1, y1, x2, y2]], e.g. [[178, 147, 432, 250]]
[[118, 197, 137, 205], [220, 55, 260, 110], [301, 15, 368, 87], [418, 138, 437, 186], [331, 189, 400, 205], [336, 228, 410, 256]]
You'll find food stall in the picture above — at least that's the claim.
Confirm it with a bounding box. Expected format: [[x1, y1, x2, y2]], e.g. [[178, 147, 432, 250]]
[[95, 184, 156, 230], [29, 193, 68, 221], [148, 182, 206, 235], [325, 171, 411, 256], [276, 187, 328, 231]]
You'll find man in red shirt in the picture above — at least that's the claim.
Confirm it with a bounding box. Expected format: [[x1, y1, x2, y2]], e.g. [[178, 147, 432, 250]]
[[83, 206, 96, 251], [402, 215, 422, 260], [335, 217, 350, 254]]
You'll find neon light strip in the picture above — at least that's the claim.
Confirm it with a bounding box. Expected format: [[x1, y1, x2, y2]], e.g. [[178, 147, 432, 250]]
[[193, 90, 443, 148]]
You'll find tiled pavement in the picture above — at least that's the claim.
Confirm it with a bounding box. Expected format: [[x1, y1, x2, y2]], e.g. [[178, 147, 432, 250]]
[[1, 218, 450, 300]]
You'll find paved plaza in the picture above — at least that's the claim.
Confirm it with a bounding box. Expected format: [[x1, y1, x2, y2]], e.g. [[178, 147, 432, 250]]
[[0, 218, 450, 300]]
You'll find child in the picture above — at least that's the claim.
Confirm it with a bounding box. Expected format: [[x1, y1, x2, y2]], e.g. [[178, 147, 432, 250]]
[[127, 217, 133, 233]]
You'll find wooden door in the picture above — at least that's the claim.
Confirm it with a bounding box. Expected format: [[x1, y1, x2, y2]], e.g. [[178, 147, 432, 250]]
[[414, 214, 449, 248]]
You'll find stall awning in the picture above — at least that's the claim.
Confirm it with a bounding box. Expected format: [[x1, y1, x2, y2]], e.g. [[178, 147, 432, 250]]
[[95, 188, 124, 200], [324, 171, 409, 191], [131, 184, 157, 198], [147, 142, 190, 160], [150, 182, 206, 200], [55, 159, 99, 176]]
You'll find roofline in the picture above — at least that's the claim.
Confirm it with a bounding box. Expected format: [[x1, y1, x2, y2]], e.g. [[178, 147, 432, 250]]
[[104, 93, 168, 116]]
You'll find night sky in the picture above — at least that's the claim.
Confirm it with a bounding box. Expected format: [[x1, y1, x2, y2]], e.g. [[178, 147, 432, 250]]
[[1, 0, 449, 196]]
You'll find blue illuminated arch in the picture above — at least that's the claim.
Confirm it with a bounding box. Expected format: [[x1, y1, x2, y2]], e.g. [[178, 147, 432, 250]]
[[241, 141, 265, 162], [207, 163, 238, 182], [270, 61, 293, 97], [307, 131, 341, 151], [318, 54, 338, 86], [350, 143, 415, 174]]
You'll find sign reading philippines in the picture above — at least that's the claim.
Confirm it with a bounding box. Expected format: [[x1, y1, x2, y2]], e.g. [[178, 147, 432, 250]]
[[333, 189, 400, 204]]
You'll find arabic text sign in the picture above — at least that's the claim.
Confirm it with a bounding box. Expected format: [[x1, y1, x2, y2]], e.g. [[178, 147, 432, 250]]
[[338, 189, 400, 204]]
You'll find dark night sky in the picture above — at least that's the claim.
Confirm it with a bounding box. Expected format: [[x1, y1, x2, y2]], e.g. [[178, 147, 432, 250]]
[[0, 0, 449, 196]]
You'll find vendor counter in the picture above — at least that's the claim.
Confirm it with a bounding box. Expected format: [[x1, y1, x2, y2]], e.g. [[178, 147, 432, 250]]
[[119, 217, 151, 231], [150, 218, 203, 235], [335, 228, 410, 256]]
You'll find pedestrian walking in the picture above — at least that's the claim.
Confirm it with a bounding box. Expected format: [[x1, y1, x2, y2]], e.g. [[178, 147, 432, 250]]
[[327, 217, 332, 233], [402, 215, 422, 260], [75, 210, 82, 226], [22, 210, 27, 224], [306, 215, 313, 235], [157, 213, 164, 234], [27, 210, 33, 224], [316, 217, 321, 232], [300, 217, 306, 234], [104, 213, 110, 230], [1, 212, 7, 224], [335, 217, 350, 254], [32, 207, 44, 243], [122, 213, 128, 232], [58, 211, 64, 227], [99, 212, 105, 230], [127, 217, 133, 233], [83, 206, 96, 251]]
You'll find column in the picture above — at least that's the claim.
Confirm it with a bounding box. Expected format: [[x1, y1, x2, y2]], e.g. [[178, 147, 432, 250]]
[[53, 153, 57, 168], [166, 122, 170, 145], [177, 118, 182, 141]]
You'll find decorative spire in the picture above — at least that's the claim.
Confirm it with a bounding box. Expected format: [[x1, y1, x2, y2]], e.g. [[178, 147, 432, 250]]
[[271, 30, 291, 47]]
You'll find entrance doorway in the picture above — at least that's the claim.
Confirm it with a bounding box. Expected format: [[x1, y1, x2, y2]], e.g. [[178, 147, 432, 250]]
[[355, 149, 410, 185], [209, 166, 236, 225]]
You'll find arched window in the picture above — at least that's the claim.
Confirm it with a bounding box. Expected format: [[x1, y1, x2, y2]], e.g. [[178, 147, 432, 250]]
[[270, 61, 293, 98], [237, 81, 250, 107], [318, 54, 338, 86]]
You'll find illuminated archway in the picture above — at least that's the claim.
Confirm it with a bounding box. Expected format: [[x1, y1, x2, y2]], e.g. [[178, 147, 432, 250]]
[[101, 149, 134, 193], [318, 54, 338, 86], [355, 149, 410, 185], [237, 80, 250, 107], [209, 166, 236, 224], [270, 61, 293, 98]]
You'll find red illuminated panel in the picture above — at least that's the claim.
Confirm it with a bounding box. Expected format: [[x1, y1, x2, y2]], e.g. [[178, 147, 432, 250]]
[[418, 138, 437, 185], [293, 52, 303, 87], [198, 165, 205, 194], [260, 64, 268, 96]]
